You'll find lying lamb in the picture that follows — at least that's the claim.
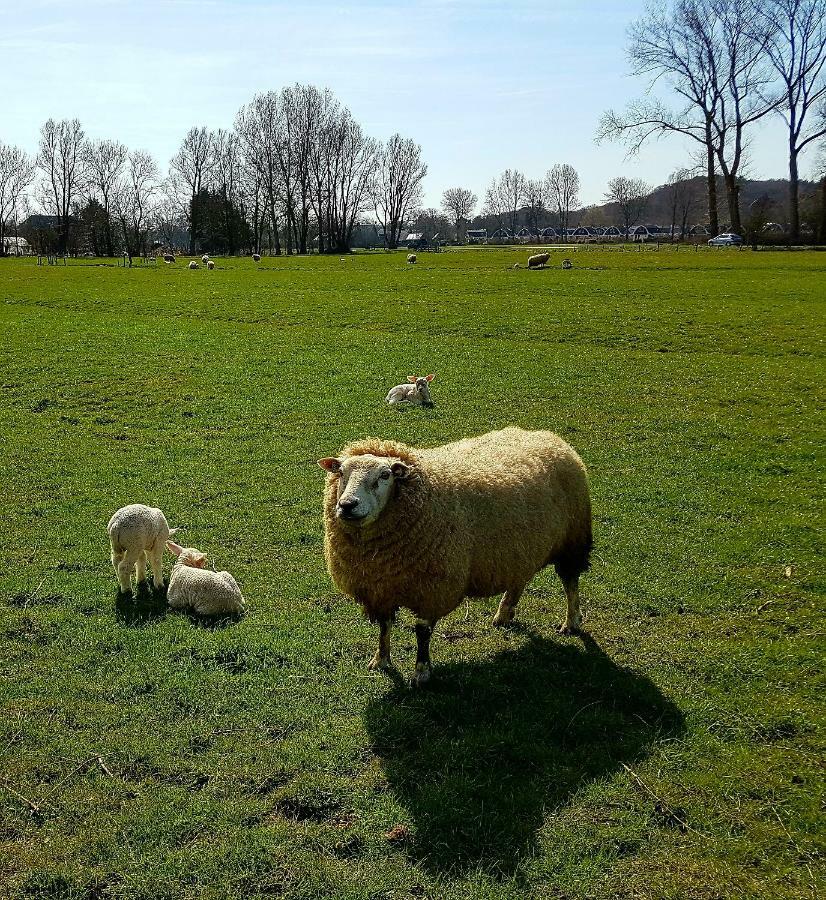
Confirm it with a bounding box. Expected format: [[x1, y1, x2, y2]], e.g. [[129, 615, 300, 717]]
[[108, 504, 175, 595], [562, 258, 573, 270], [166, 541, 245, 617], [385, 374, 435, 408], [407, 253, 417, 264], [201, 253, 210, 264], [252, 253, 261, 262], [163, 254, 175, 264], [318, 427, 592, 686], [528, 252, 550, 269], [206, 260, 215, 270], [188, 261, 199, 270]]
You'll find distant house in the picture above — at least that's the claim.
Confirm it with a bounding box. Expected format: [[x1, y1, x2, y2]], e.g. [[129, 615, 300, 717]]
[[490, 227, 514, 241], [687, 224, 711, 236], [631, 224, 669, 241], [2, 236, 30, 255], [602, 226, 623, 239], [466, 228, 487, 243], [350, 222, 385, 249], [403, 232, 428, 249]]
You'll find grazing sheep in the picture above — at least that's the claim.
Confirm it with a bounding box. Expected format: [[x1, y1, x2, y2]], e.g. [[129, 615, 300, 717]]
[[252, 253, 261, 262], [107, 504, 176, 595], [528, 252, 550, 269], [166, 541, 245, 617], [318, 427, 592, 685], [206, 259, 215, 270], [201, 253, 210, 264], [562, 258, 573, 270], [163, 254, 175, 264], [385, 374, 435, 409], [407, 253, 417, 264], [189, 261, 199, 270]]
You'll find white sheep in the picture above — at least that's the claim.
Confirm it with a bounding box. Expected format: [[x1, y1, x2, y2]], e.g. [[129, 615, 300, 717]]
[[206, 260, 215, 270], [562, 258, 573, 270], [201, 253, 210, 264], [166, 541, 245, 617], [385, 374, 435, 408], [163, 253, 175, 264], [319, 427, 592, 685], [252, 253, 261, 262], [189, 261, 199, 270], [107, 504, 176, 595], [528, 252, 550, 269], [407, 254, 417, 264]]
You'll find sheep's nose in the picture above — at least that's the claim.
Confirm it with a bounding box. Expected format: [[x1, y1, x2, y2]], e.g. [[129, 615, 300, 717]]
[[338, 498, 359, 511]]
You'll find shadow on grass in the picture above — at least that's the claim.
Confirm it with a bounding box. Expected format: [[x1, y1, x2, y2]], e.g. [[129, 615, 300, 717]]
[[114, 581, 168, 627], [363, 631, 684, 875]]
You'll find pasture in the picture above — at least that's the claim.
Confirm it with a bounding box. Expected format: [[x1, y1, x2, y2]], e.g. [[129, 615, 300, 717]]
[[0, 248, 823, 899]]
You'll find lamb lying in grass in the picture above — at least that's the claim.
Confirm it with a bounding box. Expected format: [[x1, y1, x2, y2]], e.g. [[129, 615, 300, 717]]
[[385, 374, 435, 408], [166, 541, 245, 617], [108, 504, 175, 595]]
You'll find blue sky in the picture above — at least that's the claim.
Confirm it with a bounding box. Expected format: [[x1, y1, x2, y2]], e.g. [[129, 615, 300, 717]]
[[1, 0, 802, 210]]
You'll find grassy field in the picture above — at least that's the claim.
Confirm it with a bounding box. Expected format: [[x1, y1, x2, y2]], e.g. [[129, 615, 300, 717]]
[[0, 248, 823, 899]]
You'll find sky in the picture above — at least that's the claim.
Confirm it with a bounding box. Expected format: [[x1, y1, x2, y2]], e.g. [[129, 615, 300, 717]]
[[0, 0, 808, 211]]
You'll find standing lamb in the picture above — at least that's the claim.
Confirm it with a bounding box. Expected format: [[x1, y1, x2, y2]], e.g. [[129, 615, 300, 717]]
[[318, 427, 592, 686], [206, 259, 215, 270], [407, 253, 417, 264], [385, 374, 435, 408], [252, 253, 261, 262], [189, 261, 199, 270], [562, 258, 573, 270], [528, 252, 550, 269], [201, 253, 210, 265], [166, 541, 245, 617], [163, 254, 175, 264], [107, 504, 175, 595]]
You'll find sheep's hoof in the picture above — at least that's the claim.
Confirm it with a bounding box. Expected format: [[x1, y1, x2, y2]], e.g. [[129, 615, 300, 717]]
[[558, 620, 582, 636], [367, 653, 390, 671], [492, 608, 515, 627], [117, 588, 133, 600], [410, 663, 431, 688]]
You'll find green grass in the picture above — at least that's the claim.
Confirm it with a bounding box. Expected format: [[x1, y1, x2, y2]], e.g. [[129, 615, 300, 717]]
[[0, 248, 823, 899]]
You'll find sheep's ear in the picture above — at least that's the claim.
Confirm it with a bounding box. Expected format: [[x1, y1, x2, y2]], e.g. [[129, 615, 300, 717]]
[[425, 373, 435, 382], [166, 540, 183, 556], [318, 457, 342, 473], [407, 375, 418, 383], [391, 462, 410, 479]]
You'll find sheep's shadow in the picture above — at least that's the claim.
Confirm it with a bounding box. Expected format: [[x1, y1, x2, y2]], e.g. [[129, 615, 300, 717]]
[[363, 632, 684, 876], [114, 581, 168, 627]]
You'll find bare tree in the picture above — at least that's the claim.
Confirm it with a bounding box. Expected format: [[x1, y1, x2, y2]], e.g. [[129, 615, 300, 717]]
[[598, 0, 777, 236], [605, 176, 651, 237], [213, 128, 242, 255], [414, 207, 451, 240], [523, 178, 547, 238], [84, 138, 127, 256], [170, 126, 216, 254], [759, 0, 826, 241], [37, 118, 86, 253], [665, 168, 700, 239], [372, 134, 427, 249], [0, 142, 35, 255], [113, 150, 159, 259], [546, 163, 580, 241], [441, 187, 477, 242], [484, 169, 525, 236]]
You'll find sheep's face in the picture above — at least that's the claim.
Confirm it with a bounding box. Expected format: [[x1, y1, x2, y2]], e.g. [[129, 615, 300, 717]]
[[319, 454, 410, 527], [167, 541, 207, 568], [408, 374, 435, 408]]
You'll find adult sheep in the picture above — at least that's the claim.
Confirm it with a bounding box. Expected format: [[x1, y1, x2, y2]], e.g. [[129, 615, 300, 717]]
[[407, 253, 417, 264], [318, 427, 592, 686], [528, 252, 550, 269]]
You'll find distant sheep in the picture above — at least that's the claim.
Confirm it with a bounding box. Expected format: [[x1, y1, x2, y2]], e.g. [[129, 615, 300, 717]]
[[385, 374, 435, 409], [163, 254, 175, 264], [189, 261, 199, 270], [166, 541, 245, 617], [201, 254, 210, 264], [562, 258, 573, 270], [206, 260, 215, 270], [407, 254, 417, 264], [107, 504, 176, 595], [318, 427, 592, 685], [528, 252, 550, 269], [252, 253, 261, 262]]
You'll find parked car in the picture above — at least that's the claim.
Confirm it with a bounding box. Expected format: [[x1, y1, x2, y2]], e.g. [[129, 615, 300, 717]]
[[708, 232, 743, 246]]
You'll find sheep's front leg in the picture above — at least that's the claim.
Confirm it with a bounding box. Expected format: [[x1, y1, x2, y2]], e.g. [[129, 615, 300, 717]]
[[559, 574, 583, 635], [367, 618, 392, 670], [411, 619, 435, 687], [493, 584, 525, 627]]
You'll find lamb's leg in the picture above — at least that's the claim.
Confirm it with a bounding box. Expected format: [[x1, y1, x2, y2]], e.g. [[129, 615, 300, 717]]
[[411, 619, 435, 687], [148, 543, 165, 591], [493, 584, 525, 627], [368, 618, 392, 670], [117, 548, 141, 595], [135, 551, 148, 587], [559, 574, 583, 635], [111, 550, 130, 593]]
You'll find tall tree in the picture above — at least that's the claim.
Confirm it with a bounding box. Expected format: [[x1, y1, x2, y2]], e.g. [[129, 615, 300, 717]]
[[440, 187, 477, 242], [84, 138, 127, 256], [546, 163, 580, 241], [759, 0, 826, 241], [605, 176, 651, 237], [372, 134, 427, 249], [170, 126, 216, 254], [484, 169, 525, 236], [523, 178, 547, 237], [113, 150, 159, 258], [665, 168, 700, 239], [37, 118, 86, 253], [0, 141, 35, 255]]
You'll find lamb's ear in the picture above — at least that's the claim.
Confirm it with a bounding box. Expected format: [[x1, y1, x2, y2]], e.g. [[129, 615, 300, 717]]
[[391, 461, 410, 479], [318, 457, 342, 473], [166, 540, 183, 556], [407, 375, 418, 383], [425, 373, 435, 382], [194, 552, 207, 569]]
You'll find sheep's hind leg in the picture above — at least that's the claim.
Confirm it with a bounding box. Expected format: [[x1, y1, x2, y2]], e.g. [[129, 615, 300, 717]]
[[112, 550, 130, 594], [368, 618, 392, 671], [148, 543, 165, 591], [411, 619, 435, 687], [559, 574, 583, 635], [493, 584, 525, 627]]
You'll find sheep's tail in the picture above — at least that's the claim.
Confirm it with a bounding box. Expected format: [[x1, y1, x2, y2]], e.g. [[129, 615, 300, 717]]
[[108, 524, 124, 556]]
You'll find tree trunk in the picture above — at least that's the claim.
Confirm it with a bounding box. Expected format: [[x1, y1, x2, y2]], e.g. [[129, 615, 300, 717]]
[[706, 139, 719, 236], [788, 147, 800, 244], [723, 173, 741, 235], [189, 190, 197, 255], [819, 175, 826, 245]]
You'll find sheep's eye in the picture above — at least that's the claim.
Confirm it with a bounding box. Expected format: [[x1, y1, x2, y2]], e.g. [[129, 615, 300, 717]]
[[379, 470, 391, 480]]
